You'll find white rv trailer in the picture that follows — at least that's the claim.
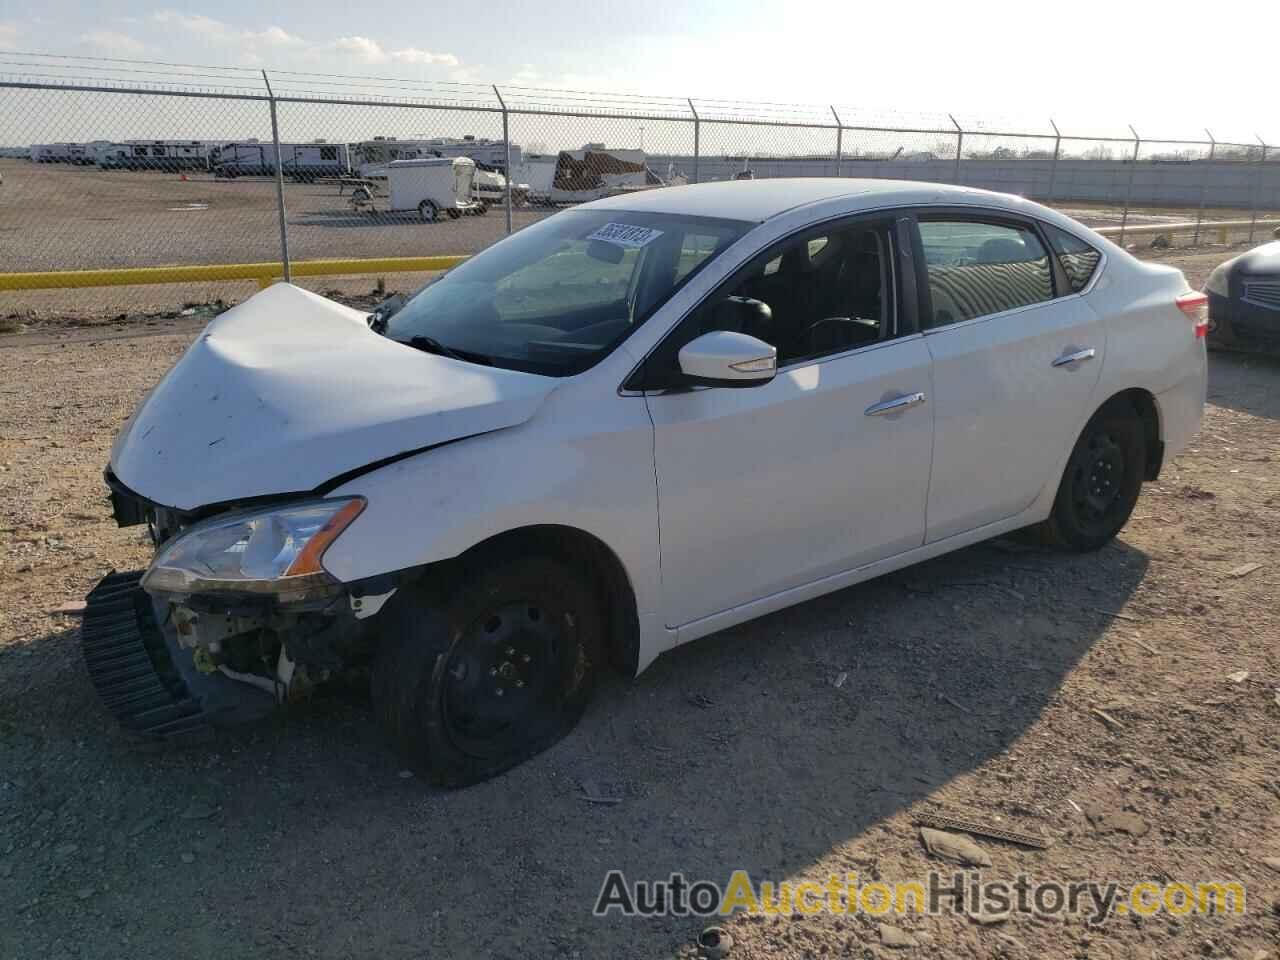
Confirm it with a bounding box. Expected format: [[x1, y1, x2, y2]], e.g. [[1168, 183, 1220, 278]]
[[352, 139, 437, 179], [354, 137, 522, 180], [31, 143, 74, 163], [97, 140, 213, 171], [357, 157, 482, 221], [212, 141, 351, 180]]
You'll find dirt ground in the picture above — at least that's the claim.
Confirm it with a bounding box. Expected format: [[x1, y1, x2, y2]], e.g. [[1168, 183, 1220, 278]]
[[0, 247, 1278, 960]]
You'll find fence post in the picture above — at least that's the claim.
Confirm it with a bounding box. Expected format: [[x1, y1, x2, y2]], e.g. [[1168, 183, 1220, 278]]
[[688, 99, 700, 184], [261, 70, 291, 283], [493, 85, 512, 236], [1047, 118, 1061, 204], [1194, 129, 1215, 246], [1119, 125, 1140, 247], [1249, 137, 1267, 244], [831, 106, 843, 178], [949, 114, 963, 185]]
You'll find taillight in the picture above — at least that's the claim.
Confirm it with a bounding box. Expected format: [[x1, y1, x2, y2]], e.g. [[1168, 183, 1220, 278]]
[[1176, 291, 1210, 338]]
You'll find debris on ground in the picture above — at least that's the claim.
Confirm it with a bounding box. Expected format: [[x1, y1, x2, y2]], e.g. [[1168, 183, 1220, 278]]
[[697, 926, 733, 960], [920, 827, 993, 866], [1226, 670, 1250, 684], [1084, 807, 1149, 837], [1227, 562, 1264, 579], [969, 909, 1011, 926], [1091, 707, 1125, 730], [879, 924, 917, 948], [915, 813, 1049, 850]]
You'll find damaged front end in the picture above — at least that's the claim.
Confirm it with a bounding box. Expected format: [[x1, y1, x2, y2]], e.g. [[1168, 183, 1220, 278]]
[[83, 476, 399, 738]]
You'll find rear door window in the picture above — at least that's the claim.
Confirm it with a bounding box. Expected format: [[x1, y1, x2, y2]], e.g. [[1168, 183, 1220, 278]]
[[917, 220, 1054, 328]]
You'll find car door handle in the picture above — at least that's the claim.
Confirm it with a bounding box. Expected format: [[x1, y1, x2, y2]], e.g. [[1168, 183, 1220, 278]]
[[864, 391, 927, 417], [1051, 347, 1097, 368]]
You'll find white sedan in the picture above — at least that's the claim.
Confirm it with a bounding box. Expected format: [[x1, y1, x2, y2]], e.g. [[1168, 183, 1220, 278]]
[[92, 179, 1207, 785]]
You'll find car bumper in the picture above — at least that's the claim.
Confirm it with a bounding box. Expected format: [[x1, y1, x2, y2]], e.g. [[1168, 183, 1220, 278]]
[[1207, 290, 1280, 354]]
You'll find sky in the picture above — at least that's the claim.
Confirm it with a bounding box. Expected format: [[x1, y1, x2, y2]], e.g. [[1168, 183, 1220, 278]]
[[0, 0, 1275, 145]]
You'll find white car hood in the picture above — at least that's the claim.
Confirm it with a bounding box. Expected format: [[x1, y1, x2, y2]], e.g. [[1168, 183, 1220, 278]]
[[110, 283, 557, 511]]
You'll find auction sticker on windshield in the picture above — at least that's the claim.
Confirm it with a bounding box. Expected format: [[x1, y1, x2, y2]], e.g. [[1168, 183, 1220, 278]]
[[586, 223, 664, 248]]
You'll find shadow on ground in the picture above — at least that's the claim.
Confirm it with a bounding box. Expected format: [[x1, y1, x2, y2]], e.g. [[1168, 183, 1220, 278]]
[[0, 535, 1147, 959], [1207, 349, 1280, 420]]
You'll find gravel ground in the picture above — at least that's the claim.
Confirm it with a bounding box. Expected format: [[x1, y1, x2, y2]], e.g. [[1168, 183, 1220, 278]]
[[0, 247, 1278, 960]]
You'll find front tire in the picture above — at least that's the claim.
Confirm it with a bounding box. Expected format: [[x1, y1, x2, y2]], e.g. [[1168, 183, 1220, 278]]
[[1038, 402, 1146, 551], [372, 553, 601, 786]]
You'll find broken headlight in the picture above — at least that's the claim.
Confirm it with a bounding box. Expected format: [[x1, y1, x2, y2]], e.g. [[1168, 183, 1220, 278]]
[[141, 498, 365, 598]]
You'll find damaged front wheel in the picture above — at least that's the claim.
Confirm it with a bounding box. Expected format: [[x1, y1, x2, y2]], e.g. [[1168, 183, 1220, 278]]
[[371, 553, 600, 786]]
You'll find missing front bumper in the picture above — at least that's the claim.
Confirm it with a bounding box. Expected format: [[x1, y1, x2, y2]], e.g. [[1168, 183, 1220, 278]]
[[82, 571, 209, 739], [82, 571, 276, 738]]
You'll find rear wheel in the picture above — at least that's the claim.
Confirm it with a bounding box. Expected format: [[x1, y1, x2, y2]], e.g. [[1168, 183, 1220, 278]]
[[418, 199, 439, 222], [372, 553, 601, 786], [1038, 402, 1146, 551]]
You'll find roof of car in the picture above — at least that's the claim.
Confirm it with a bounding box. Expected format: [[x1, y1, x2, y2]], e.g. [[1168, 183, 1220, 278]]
[[583, 178, 1020, 223]]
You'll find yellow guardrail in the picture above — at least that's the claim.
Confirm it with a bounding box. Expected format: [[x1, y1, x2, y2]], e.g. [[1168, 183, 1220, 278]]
[[0, 256, 469, 292]]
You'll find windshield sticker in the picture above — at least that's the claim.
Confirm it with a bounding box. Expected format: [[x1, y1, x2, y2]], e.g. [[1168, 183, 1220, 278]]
[[586, 222, 664, 248]]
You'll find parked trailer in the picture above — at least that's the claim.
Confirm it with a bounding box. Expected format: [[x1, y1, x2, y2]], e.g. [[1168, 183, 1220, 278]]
[[97, 141, 213, 171], [212, 141, 351, 180], [353, 137, 522, 180], [283, 142, 351, 181], [31, 143, 74, 163], [352, 157, 483, 221]]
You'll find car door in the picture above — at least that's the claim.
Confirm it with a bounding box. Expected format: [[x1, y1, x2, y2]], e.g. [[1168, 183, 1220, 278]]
[[635, 216, 935, 629], [913, 212, 1105, 542]]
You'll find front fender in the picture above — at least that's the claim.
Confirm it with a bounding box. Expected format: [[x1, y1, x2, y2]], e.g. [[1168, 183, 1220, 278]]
[[320, 383, 664, 665]]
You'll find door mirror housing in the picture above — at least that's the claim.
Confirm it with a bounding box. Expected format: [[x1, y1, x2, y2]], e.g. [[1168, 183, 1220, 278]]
[[677, 330, 777, 387]]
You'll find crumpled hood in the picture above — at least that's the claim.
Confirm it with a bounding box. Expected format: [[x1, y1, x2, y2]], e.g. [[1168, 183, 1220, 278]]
[[111, 283, 557, 511]]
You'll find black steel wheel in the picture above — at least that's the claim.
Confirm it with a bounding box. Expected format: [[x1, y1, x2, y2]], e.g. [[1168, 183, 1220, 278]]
[[1039, 402, 1146, 551], [372, 553, 601, 786], [418, 199, 439, 222]]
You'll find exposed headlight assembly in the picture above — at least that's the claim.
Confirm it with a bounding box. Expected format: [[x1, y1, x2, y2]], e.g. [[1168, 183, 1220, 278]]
[[141, 498, 365, 599]]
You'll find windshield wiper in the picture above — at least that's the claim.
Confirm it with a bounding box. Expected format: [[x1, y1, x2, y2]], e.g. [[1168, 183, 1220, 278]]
[[403, 335, 495, 367]]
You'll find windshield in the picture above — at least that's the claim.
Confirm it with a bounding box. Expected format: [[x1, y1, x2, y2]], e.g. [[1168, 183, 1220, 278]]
[[383, 209, 751, 376]]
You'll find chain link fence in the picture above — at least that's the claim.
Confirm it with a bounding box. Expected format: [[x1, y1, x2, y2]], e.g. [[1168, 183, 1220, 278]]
[[2, 53, 1279, 322]]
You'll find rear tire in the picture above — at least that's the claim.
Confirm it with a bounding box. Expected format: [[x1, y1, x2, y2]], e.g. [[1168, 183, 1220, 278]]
[[371, 553, 601, 786], [418, 199, 439, 222], [1038, 402, 1146, 551]]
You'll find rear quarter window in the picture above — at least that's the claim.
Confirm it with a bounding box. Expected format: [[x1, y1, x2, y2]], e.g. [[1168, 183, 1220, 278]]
[[1043, 224, 1103, 292]]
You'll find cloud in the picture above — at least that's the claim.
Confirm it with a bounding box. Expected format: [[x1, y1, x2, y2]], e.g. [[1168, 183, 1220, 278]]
[[79, 29, 147, 56], [152, 11, 229, 39], [250, 26, 303, 47], [509, 65, 542, 86], [326, 35, 458, 67], [0, 22, 19, 51], [149, 11, 457, 69]]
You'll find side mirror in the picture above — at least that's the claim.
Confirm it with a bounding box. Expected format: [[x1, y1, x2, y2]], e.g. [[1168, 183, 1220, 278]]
[[677, 330, 777, 387]]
